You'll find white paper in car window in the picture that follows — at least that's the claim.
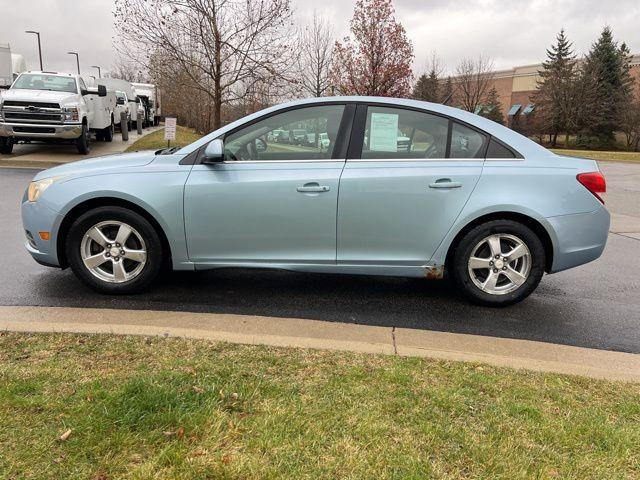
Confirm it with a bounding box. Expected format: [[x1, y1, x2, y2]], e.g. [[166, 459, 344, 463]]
[[370, 113, 398, 152]]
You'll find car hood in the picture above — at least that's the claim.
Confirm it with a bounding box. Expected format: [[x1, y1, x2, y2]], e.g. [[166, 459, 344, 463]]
[[33, 151, 156, 181], [2, 88, 78, 104]]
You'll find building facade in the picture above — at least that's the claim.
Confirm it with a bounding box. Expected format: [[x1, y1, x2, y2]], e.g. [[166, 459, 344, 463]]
[[482, 54, 640, 121]]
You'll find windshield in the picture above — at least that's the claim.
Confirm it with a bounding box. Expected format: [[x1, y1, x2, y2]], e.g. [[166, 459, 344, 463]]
[[12, 74, 78, 93]]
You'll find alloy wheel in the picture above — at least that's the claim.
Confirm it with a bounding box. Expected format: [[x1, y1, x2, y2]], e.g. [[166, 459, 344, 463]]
[[467, 233, 531, 295], [80, 220, 147, 283]]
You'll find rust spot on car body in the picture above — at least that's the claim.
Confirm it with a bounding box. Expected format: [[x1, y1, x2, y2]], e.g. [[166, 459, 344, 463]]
[[424, 265, 445, 279]]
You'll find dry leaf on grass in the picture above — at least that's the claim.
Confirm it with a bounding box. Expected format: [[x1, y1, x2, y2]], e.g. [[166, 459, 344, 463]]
[[58, 429, 72, 442]]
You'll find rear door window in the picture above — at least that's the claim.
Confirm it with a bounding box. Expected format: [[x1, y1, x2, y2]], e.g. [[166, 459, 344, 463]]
[[360, 106, 450, 159], [450, 122, 488, 159]]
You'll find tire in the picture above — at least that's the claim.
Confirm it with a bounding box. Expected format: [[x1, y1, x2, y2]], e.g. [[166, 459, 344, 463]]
[[76, 124, 90, 154], [128, 120, 132, 132], [450, 220, 545, 307], [66, 206, 163, 294], [103, 119, 114, 142], [0, 136, 14, 154]]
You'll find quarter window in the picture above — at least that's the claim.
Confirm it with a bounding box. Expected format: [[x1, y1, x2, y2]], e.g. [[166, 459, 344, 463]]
[[223, 105, 345, 161], [361, 106, 449, 159], [449, 122, 487, 159], [486, 138, 515, 158]]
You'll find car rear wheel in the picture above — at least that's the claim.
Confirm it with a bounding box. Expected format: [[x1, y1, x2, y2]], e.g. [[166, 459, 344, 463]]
[[66, 206, 163, 294], [451, 220, 545, 307]]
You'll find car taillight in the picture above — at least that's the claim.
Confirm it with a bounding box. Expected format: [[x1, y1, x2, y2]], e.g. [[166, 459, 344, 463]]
[[577, 172, 606, 204]]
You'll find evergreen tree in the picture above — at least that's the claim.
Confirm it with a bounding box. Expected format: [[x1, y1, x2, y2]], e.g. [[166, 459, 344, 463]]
[[441, 76, 454, 105], [413, 67, 440, 102], [531, 29, 579, 146], [581, 27, 635, 146], [481, 87, 504, 124]]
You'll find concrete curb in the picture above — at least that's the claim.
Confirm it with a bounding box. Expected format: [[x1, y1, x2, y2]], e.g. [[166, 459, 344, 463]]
[[1, 305, 639, 382]]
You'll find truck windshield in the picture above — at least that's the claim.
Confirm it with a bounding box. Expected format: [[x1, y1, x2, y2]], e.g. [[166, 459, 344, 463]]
[[12, 74, 78, 94]]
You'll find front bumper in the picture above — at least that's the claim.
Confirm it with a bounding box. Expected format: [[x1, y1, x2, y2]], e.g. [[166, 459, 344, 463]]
[[0, 122, 83, 139], [21, 199, 64, 268], [547, 207, 610, 273]]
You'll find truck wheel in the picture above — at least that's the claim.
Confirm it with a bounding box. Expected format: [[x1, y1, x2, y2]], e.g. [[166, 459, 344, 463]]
[[0, 137, 14, 154], [128, 120, 132, 132], [103, 119, 114, 142], [76, 124, 90, 154]]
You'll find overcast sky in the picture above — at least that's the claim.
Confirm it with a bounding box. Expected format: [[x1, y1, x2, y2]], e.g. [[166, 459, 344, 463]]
[[1, 0, 639, 77]]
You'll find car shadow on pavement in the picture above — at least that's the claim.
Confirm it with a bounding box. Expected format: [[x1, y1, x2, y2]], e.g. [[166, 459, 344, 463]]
[[20, 266, 637, 353]]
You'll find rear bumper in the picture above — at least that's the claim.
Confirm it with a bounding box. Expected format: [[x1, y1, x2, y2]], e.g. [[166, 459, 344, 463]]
[[0, 122, 82, 139], [547, 207, 610, 273]]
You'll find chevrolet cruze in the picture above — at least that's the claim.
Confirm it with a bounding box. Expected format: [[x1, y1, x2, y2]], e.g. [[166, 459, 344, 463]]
[[21, 97, 609, 306]]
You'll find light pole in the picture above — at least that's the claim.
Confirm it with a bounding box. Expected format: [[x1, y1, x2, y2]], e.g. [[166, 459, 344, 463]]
[[91, 65, 101, 78], [68, 52, 80, 75], [25, 30, 43, 70]]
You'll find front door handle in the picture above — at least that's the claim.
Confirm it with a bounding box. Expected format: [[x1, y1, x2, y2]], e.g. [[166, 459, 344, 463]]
[[297, 183, 330, 193], [429, 179, 462, 189]]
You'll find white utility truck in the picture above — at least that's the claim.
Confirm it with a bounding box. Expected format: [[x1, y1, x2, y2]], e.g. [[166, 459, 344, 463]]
[[114, 91, 131, 131], [97, 77, 138, 130], [132, 82, 161, 127], [0, 71, 116, 154], [0, 43, 12, 88], [11, 53, 27, 80]]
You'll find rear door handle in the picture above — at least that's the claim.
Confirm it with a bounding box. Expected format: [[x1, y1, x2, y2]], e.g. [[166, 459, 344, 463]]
[[429, 179, 462, 189], [297, 183, 330, 193]]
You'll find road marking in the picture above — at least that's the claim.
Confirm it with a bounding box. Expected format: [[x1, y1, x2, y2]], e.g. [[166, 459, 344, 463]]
[[1, 305, 638, 382]]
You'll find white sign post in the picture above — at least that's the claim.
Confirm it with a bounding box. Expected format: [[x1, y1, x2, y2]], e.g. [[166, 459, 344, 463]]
[[164, 117, 177, 147]]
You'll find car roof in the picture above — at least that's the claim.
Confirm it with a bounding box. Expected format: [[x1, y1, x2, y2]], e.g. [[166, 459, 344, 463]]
[[178, 96, 551, 158]]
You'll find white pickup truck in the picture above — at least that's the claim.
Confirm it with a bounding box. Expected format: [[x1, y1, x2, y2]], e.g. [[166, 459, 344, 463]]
[[0, 71, 116, 154]]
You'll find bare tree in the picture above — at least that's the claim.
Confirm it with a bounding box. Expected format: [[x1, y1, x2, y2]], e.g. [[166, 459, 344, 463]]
[[106, 57, 148, 83], [454, 55, 494, 112], [114, 0, 295, 130], [296, 11, 333, 97]]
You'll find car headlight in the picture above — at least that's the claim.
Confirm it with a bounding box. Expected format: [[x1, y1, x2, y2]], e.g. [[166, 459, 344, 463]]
[[27, 176, 63, 202], [62, 107, 79, 122]]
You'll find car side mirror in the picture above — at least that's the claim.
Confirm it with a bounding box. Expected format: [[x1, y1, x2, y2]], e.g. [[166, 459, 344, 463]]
[[98, 85, 107, 97], [81, 89, 89, 96], [203, 139, 224, 163]]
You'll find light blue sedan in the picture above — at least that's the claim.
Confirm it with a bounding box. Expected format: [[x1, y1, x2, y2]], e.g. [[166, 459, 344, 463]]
[[21, 97, 609, 306]]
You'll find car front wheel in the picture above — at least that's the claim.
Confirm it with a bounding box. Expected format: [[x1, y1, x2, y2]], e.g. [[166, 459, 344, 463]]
[[451, 220, 545, 307], [66, 206, 163, 294]]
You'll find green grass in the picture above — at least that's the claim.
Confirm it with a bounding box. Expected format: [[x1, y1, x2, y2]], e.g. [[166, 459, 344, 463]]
[[1, 332, 639, 479], [125, 125, 203, 152], [551, 148, 640, 163]]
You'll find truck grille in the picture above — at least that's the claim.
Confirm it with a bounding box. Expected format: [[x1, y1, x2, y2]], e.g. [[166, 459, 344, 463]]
[[13, 126, 56, 134], [2, 100, 64, 125], [4, 112, 64, 124], [3, 100, 61, 109]]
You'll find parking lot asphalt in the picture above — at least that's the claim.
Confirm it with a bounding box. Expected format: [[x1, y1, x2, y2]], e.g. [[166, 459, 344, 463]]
[[1, 162, 639, 354], [0, 125, 162, 168]]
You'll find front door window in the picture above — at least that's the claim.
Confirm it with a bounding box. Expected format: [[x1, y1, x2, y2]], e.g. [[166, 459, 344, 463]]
[[223, 105, 345, 161]]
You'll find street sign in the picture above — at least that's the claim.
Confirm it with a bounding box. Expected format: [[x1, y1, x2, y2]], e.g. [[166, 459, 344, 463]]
[[164, 117, 177, 141]]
